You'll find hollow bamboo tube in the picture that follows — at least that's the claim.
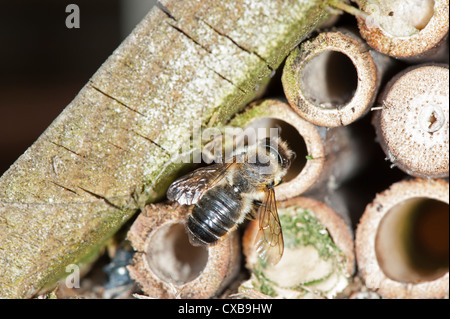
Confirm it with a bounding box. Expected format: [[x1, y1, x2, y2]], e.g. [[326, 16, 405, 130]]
[[282, 29, 391, 127], [228, 99, 361, 200], [240, 196, 355, 299], [353, 0, 449, 59], [373, 64, 449, 178], [356, 179, 449, 299], [126, 203, 240, 298]]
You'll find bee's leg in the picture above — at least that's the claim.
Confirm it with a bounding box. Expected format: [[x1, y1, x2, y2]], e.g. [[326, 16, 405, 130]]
[[247, 200, 263, 220]]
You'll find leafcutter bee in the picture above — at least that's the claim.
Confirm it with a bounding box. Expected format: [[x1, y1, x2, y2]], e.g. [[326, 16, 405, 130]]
[[167, 137, 294, 265]]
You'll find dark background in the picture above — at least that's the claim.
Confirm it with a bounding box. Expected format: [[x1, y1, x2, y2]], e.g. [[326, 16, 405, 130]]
[[0, 0, 155, 176]]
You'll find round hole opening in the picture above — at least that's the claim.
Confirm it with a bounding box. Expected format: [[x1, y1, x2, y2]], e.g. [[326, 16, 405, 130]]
[[300, 51, 358, 108], [244, 118, 307, 182], [146, 223, 209, 285], [418, 104, 446, 133], [375, 198, 449, 283]]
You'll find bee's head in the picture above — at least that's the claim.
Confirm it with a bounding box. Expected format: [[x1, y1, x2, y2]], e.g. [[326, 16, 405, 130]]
[[259, 137, 295, 171]]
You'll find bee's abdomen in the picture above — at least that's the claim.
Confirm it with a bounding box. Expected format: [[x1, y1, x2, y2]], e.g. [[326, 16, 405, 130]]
[[187, 185, 242, 246]]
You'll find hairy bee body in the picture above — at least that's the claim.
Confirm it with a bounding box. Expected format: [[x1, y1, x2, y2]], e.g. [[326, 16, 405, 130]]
[[187, 183, 250, 245], [167, 137, 294, 265]]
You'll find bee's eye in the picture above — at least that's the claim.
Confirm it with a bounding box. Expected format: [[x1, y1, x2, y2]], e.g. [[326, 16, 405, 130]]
[[275, 151, 284, 166], [263, 142, 284, 166]]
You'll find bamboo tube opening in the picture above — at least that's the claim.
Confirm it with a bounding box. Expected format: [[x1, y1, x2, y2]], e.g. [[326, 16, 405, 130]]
[[228, 100, 326, 200], [355, 0, 448, 58], [300, 51, 358, 108], [373, 64, 449, 178], [356, 179, 449, 298], [240, 197, 355, 298], [282, 30, 386, 127], [244, 117, 308, 182], [127, 204, 241, 298], [375, 198, 449, 284], [146, 223, 209, 285]]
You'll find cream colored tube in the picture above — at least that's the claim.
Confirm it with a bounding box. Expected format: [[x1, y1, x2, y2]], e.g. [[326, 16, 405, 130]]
[[356, 179, 449, 299], [282, 29, 391, 127], [353, 0, 449, 60], [240, 196, 355, 299], [127, 203, 240, 298], [373, 64, 449, 178]]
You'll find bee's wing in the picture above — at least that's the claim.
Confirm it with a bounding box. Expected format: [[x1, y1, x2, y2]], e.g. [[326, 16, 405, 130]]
[[255, 187, 284, 266], [167, 162, 234, 205]]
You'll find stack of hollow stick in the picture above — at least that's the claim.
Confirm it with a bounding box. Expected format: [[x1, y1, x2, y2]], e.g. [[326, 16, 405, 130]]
[[128, 0, 449, 299]]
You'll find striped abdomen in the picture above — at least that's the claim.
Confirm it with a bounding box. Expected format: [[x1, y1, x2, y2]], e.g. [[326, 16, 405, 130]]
[[186, 184, 244, 246]]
